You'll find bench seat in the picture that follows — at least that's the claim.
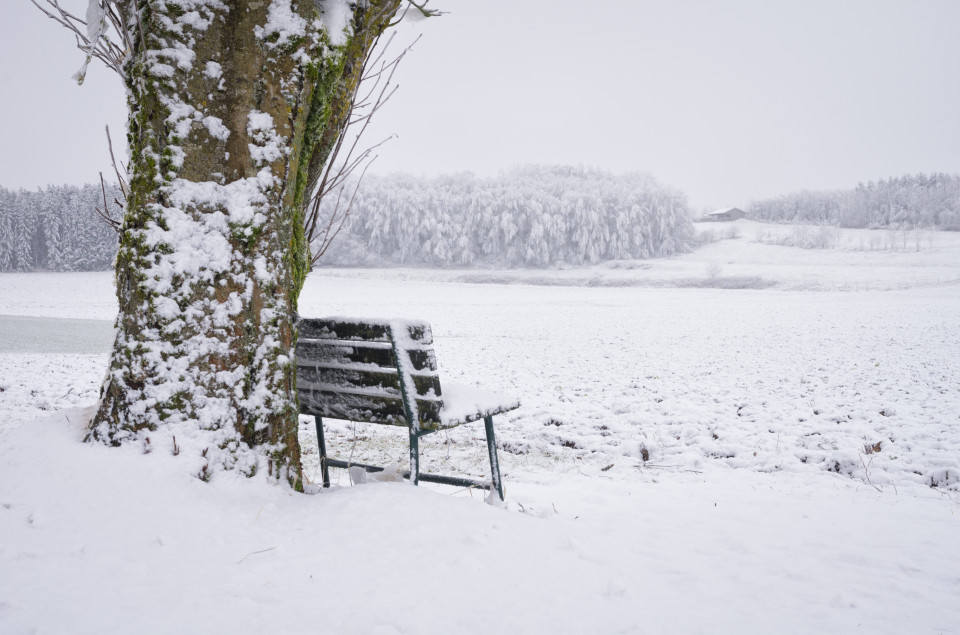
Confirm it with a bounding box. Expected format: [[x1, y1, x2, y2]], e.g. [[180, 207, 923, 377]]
[[437, 384, 520, 427]]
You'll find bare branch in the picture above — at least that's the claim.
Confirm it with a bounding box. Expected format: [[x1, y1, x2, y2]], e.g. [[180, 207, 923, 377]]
[[304, 32, 421, 264], [406, 0, 442, 17], [31, 0, 132, 82], [105, 125, 129, 200], [95, 172, 122, 233], [390, 0, 444, 26], [310, 158, 377, 264], [91, 126, 128, 233]]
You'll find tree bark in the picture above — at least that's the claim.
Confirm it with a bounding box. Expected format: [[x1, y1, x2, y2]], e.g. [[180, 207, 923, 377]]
[[89, 0, 401, 489]]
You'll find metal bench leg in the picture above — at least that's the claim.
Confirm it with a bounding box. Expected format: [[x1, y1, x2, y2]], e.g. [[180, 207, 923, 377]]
[[315, 416, 330, 488], [484, 416, 504, 501], [409, 430, 421, 485]]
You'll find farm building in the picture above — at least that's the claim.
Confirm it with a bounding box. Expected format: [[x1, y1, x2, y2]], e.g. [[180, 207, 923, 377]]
[[703, 207, 747, 222]]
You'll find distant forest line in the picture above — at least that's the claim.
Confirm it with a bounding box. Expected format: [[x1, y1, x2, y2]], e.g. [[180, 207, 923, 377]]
[[0, 167, 695, 272], [318, 167, 693, 267], [746, 173, 960, 230], [1, 169, 958, 272]]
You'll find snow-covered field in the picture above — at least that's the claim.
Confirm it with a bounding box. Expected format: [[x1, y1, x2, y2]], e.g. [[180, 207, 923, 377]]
[[2, 227, 959, 633], [311, 220, 960, 292]]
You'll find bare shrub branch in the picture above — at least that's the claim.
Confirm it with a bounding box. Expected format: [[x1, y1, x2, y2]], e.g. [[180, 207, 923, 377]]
[[305, 32, 421, 264], [95, 172, 122, 233], [105, 125, 129, 200], [94, 126, 127, 233]]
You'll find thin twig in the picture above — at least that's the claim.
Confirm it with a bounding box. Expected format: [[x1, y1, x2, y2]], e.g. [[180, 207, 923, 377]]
[[105, 125, 129, 199], [95, 172, 121, 232], [237, 547, 276, 564], [305, 32, 420, 263], [637, 464, 704, 474], [31, 0, 130, 79], [859, 454, 883, 493]]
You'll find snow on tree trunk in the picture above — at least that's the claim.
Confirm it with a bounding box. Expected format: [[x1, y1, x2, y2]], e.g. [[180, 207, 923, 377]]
[[88, 0, 401, 489]]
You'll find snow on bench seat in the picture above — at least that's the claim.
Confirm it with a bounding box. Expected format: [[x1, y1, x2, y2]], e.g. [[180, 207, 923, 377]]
[[439, 383, 520, 427]]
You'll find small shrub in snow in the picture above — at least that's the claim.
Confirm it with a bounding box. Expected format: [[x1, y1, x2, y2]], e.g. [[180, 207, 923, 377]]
[[693, 228, 718, 246], [826, 453, 860, 477], [927, 468, 960, 489]]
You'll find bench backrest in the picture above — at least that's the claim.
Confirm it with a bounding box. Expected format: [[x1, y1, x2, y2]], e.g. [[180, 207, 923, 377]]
[[296, 317, 445, 429]]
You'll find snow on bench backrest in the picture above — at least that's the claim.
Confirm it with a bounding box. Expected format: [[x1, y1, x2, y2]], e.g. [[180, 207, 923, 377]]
[[296, 317, 445, 428]]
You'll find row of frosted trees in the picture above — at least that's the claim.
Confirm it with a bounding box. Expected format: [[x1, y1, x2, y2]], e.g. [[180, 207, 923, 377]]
[[321, 166, 695, 267], [747, 173, 960, 229], [2, 168, 694, 272], [0, 185, 119, 271]]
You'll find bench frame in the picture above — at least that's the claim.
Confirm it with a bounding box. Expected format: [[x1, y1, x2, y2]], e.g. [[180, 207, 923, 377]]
[[297, 317, 515, 500], [313, 414, 503, 499]]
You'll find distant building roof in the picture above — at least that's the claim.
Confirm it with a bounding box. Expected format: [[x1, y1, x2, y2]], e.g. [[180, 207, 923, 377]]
[[709, 207, 741, 215]]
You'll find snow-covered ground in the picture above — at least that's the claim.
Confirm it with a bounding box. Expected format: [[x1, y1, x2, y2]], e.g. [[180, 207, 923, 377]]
[[2, 227, 959, 633]]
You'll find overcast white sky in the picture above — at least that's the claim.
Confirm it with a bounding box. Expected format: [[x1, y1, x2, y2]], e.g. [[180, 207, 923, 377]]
[[2, 0, 959, 208]]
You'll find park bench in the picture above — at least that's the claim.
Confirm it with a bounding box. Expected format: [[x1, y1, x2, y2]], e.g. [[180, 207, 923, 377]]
[[296, 316, 519, 500]]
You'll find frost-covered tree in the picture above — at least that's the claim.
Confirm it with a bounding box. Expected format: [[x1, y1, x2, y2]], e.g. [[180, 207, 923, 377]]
[[0, 185, 116, 271], [319, 166, 695, 267], [36, 0, 414, 488], [13, 203, 33, 273], [0, 218, 12, 272], [747, 173, 960, 230]]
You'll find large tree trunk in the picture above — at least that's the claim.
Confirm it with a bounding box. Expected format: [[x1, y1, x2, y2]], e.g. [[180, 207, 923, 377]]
[[89, 0, 401, 489]]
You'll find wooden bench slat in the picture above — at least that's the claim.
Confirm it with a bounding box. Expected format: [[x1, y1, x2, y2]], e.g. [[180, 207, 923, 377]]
[[299, 387, 444, 426], [299, 319, 391, 343], [297, 340, 438, 374], [298, 365, 401, 397], [300, 318, 433, 345], [403, 349, 438, 373], [297, 340, 396, 370], [300, 388, 406, 423], [409, 373, 442, 398], [298, 366, 442, 401]]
